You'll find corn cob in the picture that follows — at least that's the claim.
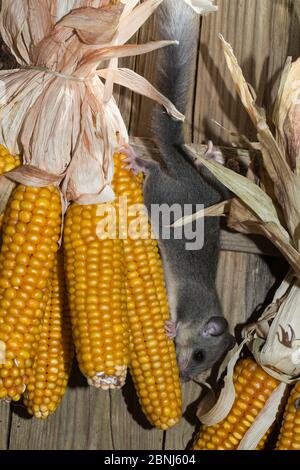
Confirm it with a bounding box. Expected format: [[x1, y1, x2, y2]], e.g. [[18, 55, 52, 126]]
[[64, 201, 129, 389], [23, 252, 73, 419], [112, 153, 182, 430], [0, 184, 62, 401], [193, 358, 280, 450], [276, 381, 300, 450], [0, 145, 21, 174]]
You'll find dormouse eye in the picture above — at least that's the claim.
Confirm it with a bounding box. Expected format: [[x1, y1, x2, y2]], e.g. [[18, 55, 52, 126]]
[[193, 350, 205, 362]]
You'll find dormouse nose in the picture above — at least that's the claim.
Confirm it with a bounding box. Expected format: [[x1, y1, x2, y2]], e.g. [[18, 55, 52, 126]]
[[203, 316, 229, 337]]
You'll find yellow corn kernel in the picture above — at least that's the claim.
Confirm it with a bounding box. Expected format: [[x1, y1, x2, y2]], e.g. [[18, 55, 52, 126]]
[[23, 252, 73, 419], [0, 145, 21, 175], [0, 146, 22, 231], [276, 381, 300, 450], [112, 153, 182, 430], [193, 358, 280, 450], [0, 184, 62, 401], [64, 201, 129, 389]]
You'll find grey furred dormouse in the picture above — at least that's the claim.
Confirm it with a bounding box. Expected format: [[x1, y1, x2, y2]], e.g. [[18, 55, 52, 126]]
[[125, 0, 235, 380]]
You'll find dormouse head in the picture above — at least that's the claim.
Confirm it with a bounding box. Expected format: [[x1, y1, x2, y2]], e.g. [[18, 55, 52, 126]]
[[174, 290, 236, 380]]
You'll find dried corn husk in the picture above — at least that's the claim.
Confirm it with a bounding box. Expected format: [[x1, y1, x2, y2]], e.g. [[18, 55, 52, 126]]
[[0, 0, 183, 202], [249, 275, 300, 383], [273, 58, 300, 173], [176, 35, 300, 450], [183, 0, 217, 14]]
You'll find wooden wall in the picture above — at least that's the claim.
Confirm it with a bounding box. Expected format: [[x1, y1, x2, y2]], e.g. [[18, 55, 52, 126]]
[[117, 0, 300, 146], [0, 0, 298, 451]]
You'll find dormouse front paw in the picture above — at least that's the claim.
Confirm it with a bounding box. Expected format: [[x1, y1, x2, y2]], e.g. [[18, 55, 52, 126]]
[[165, 320, 177, 339], [120, 144, 155, 176]]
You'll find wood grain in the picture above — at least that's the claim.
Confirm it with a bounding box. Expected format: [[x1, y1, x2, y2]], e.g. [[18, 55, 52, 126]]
[[193, 0, 300, 146], [217, 251, 286, 326], [1, 0, 296, 450], [109, 377, 164, 450], [220, 230, 279, 257], [0, 402, 10, 450], [8, 366, 113, 450]]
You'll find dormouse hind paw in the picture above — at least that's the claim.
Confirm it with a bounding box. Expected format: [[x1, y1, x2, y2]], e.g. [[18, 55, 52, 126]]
[[165, 320, 177, 339], [194, 141, 225, 169]]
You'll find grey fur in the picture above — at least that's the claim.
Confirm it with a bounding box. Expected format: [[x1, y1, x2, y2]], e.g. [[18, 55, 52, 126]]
[[141, 0, 235, 380]]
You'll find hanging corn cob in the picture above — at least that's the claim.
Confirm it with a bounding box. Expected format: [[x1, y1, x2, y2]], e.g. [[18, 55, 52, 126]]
[[0, 184, 62, 401], [276, 381, 300, 450], [193, 358, 280, 450], [112, 152, 182, 430], [64, 201, 129, 389], [23, 252, 73, 419]]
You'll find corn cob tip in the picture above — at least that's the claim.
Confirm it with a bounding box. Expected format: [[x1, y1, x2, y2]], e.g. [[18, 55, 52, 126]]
[[87, 366, 127, 390], [157, 417, 181, 431], [23, 391, 52, 420]]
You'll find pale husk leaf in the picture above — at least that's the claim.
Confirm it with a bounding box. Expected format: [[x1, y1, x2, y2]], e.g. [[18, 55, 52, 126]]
[[117, 0, 164, 45], [58, 4, 124, 45], [273, 58, 300, 174], [172, 200, 229, 227], [99, 67, 185, 121], [227, 199, 300, 277], [0, 175, 15, 215], [183, 0, 217, 14], [220, 35, 300, 245], [184, 146, 289, 239], [251, 277, 300, 383]]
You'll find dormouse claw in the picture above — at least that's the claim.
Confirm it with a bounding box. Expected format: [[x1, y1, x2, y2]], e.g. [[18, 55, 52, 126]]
[[165, 320, 177, 339], [204, 140, 225, 165], [120, 143, 158, 175], [194, 141, 225, 169]]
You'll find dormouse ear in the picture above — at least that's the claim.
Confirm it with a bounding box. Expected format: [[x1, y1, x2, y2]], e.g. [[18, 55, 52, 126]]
[[203, 317, 228, 337]]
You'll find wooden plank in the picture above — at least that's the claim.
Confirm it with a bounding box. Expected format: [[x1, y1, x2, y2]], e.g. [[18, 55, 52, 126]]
[[220, 230, 279, 257], [0, 402, 10, 450], [217, 251, 287, 327], [8, 365, 113, 450], [109, 375, 164, 450], [193, 0, 298, 146]]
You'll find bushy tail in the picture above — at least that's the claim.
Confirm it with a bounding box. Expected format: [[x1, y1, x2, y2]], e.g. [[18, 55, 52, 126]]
[[152, 0, 199, 158]]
